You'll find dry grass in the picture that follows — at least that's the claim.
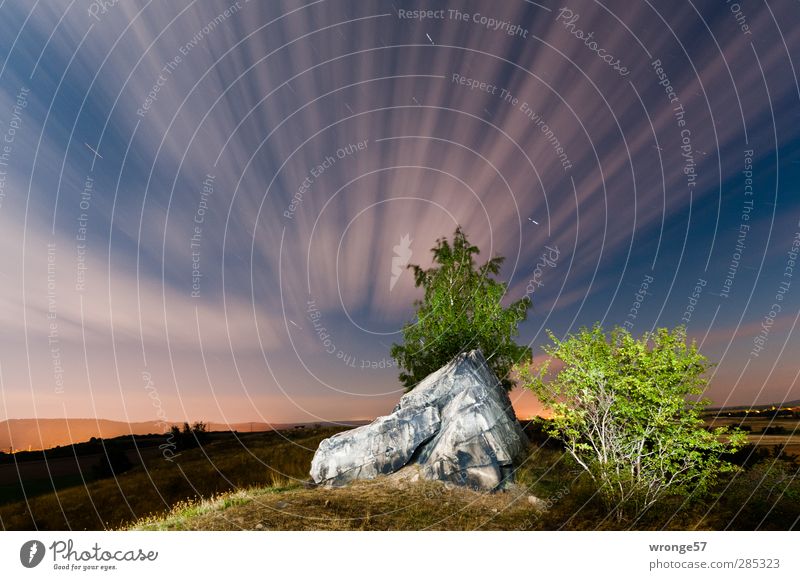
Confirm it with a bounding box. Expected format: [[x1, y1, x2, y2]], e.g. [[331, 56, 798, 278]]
[[2, 423, 798, 531], [128, 444, 595, 531], [129, 477, 542, 531], [0, 428, 339, 530]]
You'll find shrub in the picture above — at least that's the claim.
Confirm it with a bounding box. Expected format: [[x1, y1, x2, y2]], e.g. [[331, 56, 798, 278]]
[[170, 421, 210, 451], [517, 325, 747, 520]]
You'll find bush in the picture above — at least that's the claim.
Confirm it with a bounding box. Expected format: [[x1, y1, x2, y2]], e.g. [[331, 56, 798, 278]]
[[391, 227, 531, 390], [517, 325, 747, 521], [717, 460, 800, 530], [170, 422, 210, 451], [520, 417, 563, 449]]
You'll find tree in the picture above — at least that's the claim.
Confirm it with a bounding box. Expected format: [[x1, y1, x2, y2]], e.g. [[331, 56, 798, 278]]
[[391, 226, 532, 390], [169, 421, 209, 451], [517, 325, 746, 520]]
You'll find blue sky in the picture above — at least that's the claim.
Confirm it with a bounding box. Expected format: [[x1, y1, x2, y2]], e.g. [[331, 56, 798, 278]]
[[0, 0, 798, 424]]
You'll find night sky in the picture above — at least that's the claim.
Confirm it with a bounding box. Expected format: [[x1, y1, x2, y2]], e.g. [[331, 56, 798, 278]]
[[0, 0, 799, 425]]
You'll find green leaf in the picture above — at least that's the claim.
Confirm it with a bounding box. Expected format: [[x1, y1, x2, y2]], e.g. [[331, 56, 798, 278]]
[[391, 226, 532, 390]]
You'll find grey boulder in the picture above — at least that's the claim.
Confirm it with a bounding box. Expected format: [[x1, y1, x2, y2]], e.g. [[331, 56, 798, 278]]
[[309, 405, 440, 485], [310, 350, 528, 490]]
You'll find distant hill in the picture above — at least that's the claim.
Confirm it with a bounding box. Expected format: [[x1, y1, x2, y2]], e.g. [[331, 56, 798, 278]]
[[0, 418, 280, 452], [0, 418, 369, 452]]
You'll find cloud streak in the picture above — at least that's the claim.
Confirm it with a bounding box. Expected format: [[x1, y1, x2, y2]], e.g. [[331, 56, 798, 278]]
[[0, 0, 798, 421]]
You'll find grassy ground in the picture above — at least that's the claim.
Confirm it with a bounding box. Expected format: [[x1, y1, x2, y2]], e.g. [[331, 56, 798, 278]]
[[2, 424, 798, 531], [130, 479, 539, 531], [129, 443, 800, 531], [0, 428, 337, 530]]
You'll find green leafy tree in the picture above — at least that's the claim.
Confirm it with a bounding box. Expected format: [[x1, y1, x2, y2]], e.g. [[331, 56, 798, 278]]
[[517, 325, 746, 520], [391, 226, 532, 391]]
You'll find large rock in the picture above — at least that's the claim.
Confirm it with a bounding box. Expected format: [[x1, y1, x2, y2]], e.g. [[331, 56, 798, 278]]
[[310, 350, 528, 490], [309, 405, 440, 485]]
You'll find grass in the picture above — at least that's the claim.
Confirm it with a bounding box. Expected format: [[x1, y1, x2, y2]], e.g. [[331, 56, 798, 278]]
[[130, 443, 800, 531], [0, 428, 338, 530], [0, 474, 87, 504], [130, 478, 540, 531], [2, 424, 799, 531]]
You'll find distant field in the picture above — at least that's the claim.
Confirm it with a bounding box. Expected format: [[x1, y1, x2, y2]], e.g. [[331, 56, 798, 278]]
[[706, 416, 800, 456], [0, 428, 339, 530], [0, 448, 164, 503]]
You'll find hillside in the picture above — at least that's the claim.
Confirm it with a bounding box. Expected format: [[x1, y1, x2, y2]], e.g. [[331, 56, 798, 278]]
[[131, 477, 542, 531], [0, 418, 372, 452], [0, 428, 335, 529], [1, 423, 798, 531], [0, 418, 287, 452], [130, 447, 800, 532]]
